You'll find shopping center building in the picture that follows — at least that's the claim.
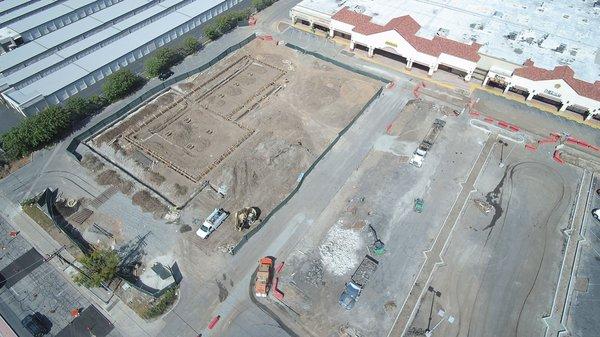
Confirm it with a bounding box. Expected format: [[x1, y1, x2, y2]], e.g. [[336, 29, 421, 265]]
[[290, 0, 600, 120]]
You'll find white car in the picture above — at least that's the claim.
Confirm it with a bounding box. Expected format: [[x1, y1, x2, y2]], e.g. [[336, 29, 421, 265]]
[[196, 208, 229, 239], [592, 208, 600, 222]]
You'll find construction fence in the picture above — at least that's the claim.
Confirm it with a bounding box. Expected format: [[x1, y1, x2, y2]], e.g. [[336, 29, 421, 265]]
[[285, 42, 392, 83]]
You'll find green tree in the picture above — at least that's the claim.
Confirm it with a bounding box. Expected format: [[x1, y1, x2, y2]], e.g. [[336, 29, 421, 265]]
[[145, 47, 183, 78], [181, 36, 201, 55], [63, 96, 100, 120], [0, 126, 30, 160], [204, 25, 222, 40], [74, 249, 120, 288], [252, 0, 275, 11], [102, 69, 144, 102]]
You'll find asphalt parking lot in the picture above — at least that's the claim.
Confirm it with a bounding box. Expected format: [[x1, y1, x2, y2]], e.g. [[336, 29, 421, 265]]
[[407, 135, 582, 337], [0, 216, 114, 336]]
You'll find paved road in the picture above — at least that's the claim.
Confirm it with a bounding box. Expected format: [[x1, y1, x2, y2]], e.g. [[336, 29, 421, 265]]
[[0, 105, 24, 135]]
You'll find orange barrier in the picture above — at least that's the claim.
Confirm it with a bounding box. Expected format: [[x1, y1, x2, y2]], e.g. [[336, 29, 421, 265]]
[[553, 150, 564, 164], [273, 277, 284, 300], [208, 315, 221, 329]]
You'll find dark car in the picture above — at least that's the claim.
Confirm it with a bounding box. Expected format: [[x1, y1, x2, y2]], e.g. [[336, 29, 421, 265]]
[[158, 70, 174, 81], [21, 313, 51, 336]]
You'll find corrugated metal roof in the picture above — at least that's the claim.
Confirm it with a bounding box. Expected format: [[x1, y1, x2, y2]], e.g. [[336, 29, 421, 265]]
[[5, 0, 226, 105], [0, 0, 56, 26], [0, 42, 48, 73], [0, 0, 39, 15], [7, 0, 105, 34], [0, 54, 64, 90], [0, 0, 151, 73]]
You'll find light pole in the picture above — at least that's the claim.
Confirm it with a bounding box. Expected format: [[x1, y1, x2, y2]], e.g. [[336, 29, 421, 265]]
[[426, 286, 442, 333], [498, 140, 508, 167]]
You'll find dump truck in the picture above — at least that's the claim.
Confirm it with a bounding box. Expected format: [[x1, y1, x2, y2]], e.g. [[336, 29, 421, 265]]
[[254, 257, 273, 297], [339, 255, 379, 310], [410, 119, 446, 167]]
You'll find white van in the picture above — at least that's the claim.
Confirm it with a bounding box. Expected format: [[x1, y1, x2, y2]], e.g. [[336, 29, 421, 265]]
[[196, 208, 229, 239]]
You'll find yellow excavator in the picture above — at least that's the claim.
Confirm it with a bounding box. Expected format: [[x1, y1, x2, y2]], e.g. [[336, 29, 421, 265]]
[[234, 207, 260, 231]]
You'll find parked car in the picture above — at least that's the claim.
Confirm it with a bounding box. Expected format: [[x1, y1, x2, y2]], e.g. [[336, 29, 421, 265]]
[[21, 313, 50, 337], [158, 70, 174, 81], [592, 208, 600, 222], [196, 208, 229, 239]]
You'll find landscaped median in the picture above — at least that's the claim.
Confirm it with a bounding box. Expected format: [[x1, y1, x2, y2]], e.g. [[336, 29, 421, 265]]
[[137, 286, 179, 320]]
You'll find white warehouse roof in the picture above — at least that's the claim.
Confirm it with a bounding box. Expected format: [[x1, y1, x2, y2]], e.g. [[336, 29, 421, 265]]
[[1, 0, 238, 112], [0, 0, 155, 74]]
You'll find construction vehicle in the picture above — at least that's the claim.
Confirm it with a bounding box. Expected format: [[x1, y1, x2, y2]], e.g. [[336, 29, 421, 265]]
[[234, 207, 260, 231], [368, 225, 385, 255], [410, 119, 446, 167], [254, 257, 274, 297], [414, 198, 424, 213], [339, 255, 379, 310], [196, 208, 229, 239]]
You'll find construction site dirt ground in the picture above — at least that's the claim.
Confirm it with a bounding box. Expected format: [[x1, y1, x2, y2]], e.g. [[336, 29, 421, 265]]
[[270, 95, 491, 337], [86, 38, 382, 280]]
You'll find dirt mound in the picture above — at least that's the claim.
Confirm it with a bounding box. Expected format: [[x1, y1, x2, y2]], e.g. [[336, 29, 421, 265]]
[[96, 170, 133, 195], [81, 154, 105, 172], [132, 190, 168, 219]]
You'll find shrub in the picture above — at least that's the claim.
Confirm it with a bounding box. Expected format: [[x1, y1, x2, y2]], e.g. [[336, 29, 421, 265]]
[[252, 0, 276, 11], [0, 94, 107, 161], [145, 47, 183, 78], [203, 9, 252, 41], [204, 25, 222, 41], [142, 287, 178, 319], [63, 96, 105, 120], [102, 69, 144, 102], [74, 248, 120, 288], [0, 105, 72, 160], [181, 36, 201, 56]]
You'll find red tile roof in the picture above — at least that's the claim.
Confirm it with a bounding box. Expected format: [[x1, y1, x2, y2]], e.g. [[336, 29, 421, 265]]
[[331, 7, 481, 62], [514, 59, 600, 101]]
